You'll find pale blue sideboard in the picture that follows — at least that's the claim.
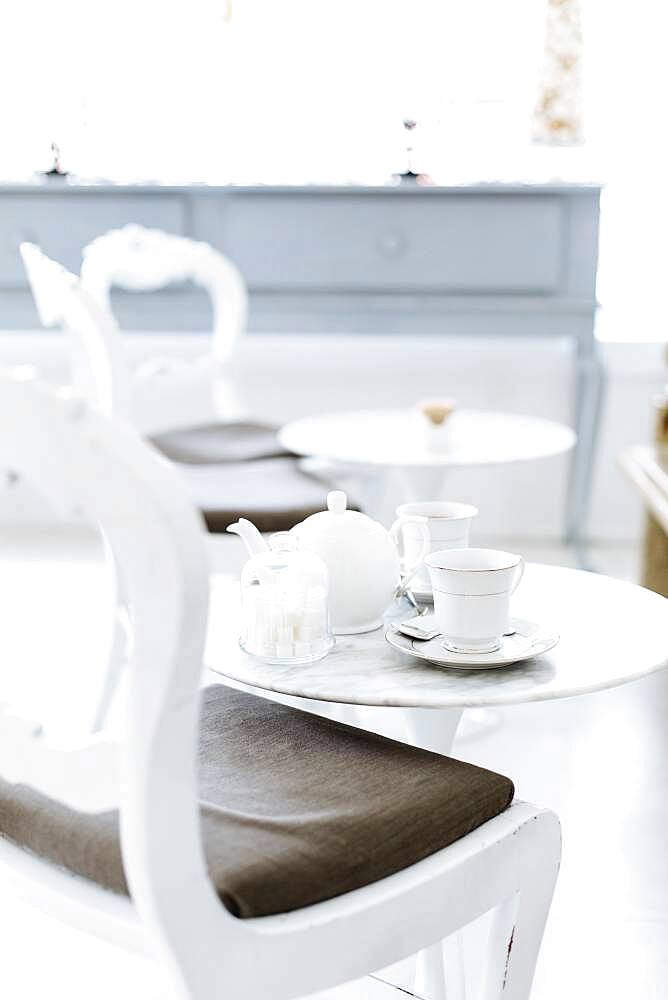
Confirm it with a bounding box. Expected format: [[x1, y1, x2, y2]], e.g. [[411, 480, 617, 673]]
[[0, 181, 602, 545]]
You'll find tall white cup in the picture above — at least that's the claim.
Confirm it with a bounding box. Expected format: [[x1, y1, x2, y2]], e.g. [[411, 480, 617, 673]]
[[390, 501, 478, 595], [425, 547, 525, 654]]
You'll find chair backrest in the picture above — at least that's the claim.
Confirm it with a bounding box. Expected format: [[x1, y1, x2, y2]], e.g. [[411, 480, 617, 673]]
[[0, 373, 220, 947], [20, 243, 133, 422], [0, 369, 210, 791], [80, 225, 248, 365]]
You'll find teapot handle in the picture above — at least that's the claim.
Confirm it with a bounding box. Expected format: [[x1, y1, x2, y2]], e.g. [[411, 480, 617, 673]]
[[389, 515, 430, 592]]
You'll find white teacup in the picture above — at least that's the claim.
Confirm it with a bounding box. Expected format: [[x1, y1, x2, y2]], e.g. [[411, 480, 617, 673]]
[[424, 547, 525, 654], [390, 501, 478, 595]]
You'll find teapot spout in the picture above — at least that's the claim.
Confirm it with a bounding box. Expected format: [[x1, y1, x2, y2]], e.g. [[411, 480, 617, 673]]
[[226, 518, 268, 555]]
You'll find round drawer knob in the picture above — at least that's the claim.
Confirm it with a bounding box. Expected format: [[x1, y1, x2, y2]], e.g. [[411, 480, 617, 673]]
[[377, 231, 407, 258]]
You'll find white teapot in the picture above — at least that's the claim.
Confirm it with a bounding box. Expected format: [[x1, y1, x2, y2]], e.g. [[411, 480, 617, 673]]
[[291, 491, 428, 634]]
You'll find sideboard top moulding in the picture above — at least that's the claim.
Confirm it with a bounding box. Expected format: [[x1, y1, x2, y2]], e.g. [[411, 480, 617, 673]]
[[0, 181, 603, 197]]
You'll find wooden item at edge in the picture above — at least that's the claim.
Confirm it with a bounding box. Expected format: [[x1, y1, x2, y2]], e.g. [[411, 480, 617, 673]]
[[642, 514, 668, 596], [642, 392, 668, 596]]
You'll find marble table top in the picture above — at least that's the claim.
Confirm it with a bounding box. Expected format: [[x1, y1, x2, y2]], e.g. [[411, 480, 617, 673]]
[[278, 408, 575, 468], [207, 563, 668, 709]]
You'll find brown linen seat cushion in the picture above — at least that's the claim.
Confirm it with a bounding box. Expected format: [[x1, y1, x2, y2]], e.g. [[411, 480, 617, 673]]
[[149, 420, 292, 465], [0, 686, 514, 919], [179, 457, 332, 533]]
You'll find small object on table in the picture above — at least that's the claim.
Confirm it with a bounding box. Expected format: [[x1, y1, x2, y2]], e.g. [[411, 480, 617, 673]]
[[391, 499, 478, 600], [292, 490, 428, 635], [400, 587, 429, 616], [390, 616, 442, 641], [386, 616, 560, 670], [418, 398, 457, 453], [425, 547, 525, 655], [391, 617, 518, 642], [419, 399, 456, 426], [227, 521, 333, 664]]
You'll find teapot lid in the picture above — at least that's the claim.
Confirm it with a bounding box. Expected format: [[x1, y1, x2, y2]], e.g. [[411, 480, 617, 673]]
[[297, 490, 384, 538], [326, 491, 348, 515]]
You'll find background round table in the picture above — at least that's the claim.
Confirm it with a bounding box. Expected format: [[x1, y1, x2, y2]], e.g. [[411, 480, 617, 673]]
[[208, 563, 668, 752], [280, 408, 575, 470], [279, 407, 576, 519]]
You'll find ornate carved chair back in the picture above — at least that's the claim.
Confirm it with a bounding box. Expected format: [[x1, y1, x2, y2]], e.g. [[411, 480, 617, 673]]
[[80, 224, 248, 366], [0, 374, 214, 945]]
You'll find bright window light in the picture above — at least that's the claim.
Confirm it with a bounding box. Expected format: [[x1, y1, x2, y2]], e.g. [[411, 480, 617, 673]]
[[2, 1, 666, 341]]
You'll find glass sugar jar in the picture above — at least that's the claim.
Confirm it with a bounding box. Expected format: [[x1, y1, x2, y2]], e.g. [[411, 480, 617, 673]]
[[239, 532, 334, 664]]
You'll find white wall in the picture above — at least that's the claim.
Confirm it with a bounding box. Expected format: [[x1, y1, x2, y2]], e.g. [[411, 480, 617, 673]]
[[1, 332, 663, 543], [589, 342, 665, 542]]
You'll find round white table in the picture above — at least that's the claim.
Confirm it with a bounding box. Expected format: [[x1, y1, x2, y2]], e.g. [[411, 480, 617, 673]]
[[208, 563, 668, 753], [279, 408, 576, 519]]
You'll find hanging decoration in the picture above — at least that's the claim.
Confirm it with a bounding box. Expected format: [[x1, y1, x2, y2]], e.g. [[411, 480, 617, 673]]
[[532, 0, 584, 145]]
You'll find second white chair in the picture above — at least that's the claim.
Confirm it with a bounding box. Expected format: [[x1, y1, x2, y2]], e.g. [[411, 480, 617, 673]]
[[20, 240, 334, 532]]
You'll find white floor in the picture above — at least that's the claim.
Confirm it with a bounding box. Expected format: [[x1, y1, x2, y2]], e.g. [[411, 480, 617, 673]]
[[1, 534, 666, 1000], [443, 547, 668, 1000]]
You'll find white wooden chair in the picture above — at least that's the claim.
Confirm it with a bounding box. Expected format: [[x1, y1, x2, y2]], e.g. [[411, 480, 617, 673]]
[[79, 224, 368, 514], [20, 242, 334, 532], [0, 373, 560, 1000]]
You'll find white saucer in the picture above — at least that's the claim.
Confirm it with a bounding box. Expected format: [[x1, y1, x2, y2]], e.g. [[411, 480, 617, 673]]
[[385, 615, 559, 670]]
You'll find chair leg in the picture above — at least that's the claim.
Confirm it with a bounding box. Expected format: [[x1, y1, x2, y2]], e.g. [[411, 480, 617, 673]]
[[480, 895, 519, 1000], [481, 814, 561, 1000], [414, 937, 466, 1000]]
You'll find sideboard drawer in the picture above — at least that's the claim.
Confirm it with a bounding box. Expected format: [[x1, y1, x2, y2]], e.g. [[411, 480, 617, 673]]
[[222, 193, 563, 293], [0, 195, 186, 287]]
